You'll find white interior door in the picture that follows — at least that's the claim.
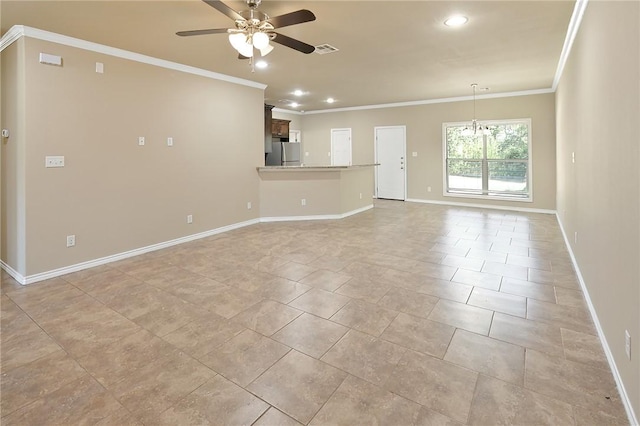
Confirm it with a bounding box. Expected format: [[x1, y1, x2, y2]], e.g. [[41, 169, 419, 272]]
[[331, 128, 352, 166], [375, 126, 406, 200]]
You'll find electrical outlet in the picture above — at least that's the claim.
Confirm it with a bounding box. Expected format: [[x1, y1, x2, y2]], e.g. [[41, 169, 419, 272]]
[[187, 214, 193, 224], [625, 330, 631, 360], [359, 193, 362, 199], [574, 232, 578, 244], [167, 137, 173, 147], [572, 152, 575, 163], [45, 156, 65, 168], [247, 201, 252, 210], [305, 152, 309, 157], [412, 152, 418, 157], [427, 186, 432, 192], [138, 136, 145, 146], [66, 235, 75, 247], [327, 152, 331, 157], [301, 199, 306, 206], [95, 62, 104, 73]]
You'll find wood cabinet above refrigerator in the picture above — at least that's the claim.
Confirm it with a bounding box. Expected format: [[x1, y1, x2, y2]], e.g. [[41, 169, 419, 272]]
[[271, 119, 290, 137]]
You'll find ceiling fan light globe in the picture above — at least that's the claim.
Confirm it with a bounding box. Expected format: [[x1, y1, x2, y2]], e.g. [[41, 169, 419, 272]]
[[229, 33, 247, 51], [253, 31, 270, 49], [260, 44, 274, 56], [238, 42, 254, 57]]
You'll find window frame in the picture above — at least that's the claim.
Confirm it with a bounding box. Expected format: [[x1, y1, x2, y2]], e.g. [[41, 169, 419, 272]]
[[442, 118, 533, 203]]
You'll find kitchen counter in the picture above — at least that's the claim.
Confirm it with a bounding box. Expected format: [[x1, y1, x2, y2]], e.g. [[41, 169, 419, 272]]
[[256, 164, 378, 172], [257, 165, 376, 221]]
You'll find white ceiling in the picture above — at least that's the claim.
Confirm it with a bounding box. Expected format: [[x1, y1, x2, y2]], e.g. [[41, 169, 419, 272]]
[[1, 0, 576, 112]]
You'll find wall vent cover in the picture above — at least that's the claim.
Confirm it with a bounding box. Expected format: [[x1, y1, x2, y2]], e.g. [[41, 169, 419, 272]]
[[314, 44, 339, 54]]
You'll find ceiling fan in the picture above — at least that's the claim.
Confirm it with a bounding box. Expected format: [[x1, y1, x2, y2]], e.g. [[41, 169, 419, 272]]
[[176, 0, 316, 59]]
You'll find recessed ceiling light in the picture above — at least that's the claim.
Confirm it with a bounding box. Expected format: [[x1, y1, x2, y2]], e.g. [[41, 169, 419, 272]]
[[255, 60, 268, 69], [293, 89, 304, 96], [444, 15, 468, 27], [326, 97, 335, 104], [290, 102, 299, 108]]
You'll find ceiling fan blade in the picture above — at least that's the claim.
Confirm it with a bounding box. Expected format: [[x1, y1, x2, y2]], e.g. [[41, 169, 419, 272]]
[[272, 32, 316, 54], [267, 9, 316, 29], [176, 28, 229, 37], [238, 53, 250, 60], [202, 0, 244, 21]]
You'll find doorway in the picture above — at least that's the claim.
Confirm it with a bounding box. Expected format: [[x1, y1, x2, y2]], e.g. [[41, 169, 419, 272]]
[[331, 128, 352, 166], [375, 126, 406, 200]]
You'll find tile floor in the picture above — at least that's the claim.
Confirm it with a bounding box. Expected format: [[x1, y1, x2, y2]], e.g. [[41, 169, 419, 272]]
[[0, 200, 630, 425]]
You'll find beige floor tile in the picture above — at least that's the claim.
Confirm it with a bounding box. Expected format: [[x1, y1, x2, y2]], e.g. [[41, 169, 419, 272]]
[[321, 330, 406, 385], [444, 329, 525, 385], [330, 300, 399, 337], [250, 277, 312, 304], [451, 268, 502, 291], [95, 406, 143, 426], [412, 261, 458, 281], [467, 287, 527, 317], [299, 269, 353, 291], [490, 242, 530, 256], [430, 243, 470, 257], [482, 261, 529, 280], [61, 264, 116, 284], [524, 349, 626, 418], [415, 406, 464, 425], [561, 328, 609, 370], [572, 404, 630, 426], [162, 314, 245, 359], [467, 248, 508, 263], [288, 288, 351, 319], [385, 350, 478, 423], [156, 375, 269, 425], [78, 329, 182, 388], [335, 277, 391, 304], [2, 375, 126, 425], [272, 313, 348, 358], [441, 254, 485, 272], [377, 287, 439, 318], [468, 374, 574, 425], [0, 296, 62, 372], [489, 312, 565, 357], [200, 329, 290, 387], [247, 350, 347, 424], [196, 286, 263, 319], [232, 299, 302, 336], [277, 248, 322, 265], [340, 261, 389, 281], [506, 254, 552, 271], [269, 261, 317, 281], [383, 269, 472, 303], [527, 298, 596, 335], [555, 286, 588, 308], [380, 313, 455, 358], [309, 374, 422, 426], [254, 407, 303, 426], [109, 350, 214, 423], [0, 350, 86, 416], [428, 299, 493, 335], [308, 255, 353, 273], [499, 277, 556, 302]]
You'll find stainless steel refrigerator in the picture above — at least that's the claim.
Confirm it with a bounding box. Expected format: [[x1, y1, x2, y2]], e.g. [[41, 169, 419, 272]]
[[266, 142, 301, 166]]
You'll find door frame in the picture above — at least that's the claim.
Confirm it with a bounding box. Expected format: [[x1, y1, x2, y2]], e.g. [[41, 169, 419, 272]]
[[374, 125, 407, 200], [330, 128, 352, 166]]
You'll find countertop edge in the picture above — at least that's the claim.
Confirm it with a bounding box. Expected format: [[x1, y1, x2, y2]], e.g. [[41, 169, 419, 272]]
[[257, 164, 379, 172]]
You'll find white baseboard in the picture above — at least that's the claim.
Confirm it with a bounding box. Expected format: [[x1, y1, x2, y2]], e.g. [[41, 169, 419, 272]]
[[556, 214, 638, 425], [3, 218, 260, 286], [260, 204, 373, 223], [406, 198, 556, 215]]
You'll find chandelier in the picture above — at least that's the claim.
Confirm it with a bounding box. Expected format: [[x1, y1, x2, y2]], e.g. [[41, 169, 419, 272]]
[[463, 84, 490, 137]]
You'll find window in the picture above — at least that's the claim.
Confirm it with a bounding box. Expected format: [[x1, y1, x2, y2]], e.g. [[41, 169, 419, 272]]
[[443, 119, 532, 201]]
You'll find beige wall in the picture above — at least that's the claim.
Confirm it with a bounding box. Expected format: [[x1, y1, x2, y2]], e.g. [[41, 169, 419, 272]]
[[3, 37, 265, 277], [556, 1, 639, 418], [300, 93, 557, 211], [1, 38, 26, 274]]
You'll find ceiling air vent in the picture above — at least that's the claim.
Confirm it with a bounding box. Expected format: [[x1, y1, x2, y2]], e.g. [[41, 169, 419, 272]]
[[314, 44, 339, 54]]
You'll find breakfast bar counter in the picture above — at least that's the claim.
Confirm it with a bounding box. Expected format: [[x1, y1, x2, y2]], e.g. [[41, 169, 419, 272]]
[[257, 164, 377, 220]]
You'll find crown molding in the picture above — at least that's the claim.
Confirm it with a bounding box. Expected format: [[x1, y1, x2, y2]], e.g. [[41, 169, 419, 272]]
[[553, 0, 589, 91], [0, 25, 267, 90], [303, 88, 555, 115]]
